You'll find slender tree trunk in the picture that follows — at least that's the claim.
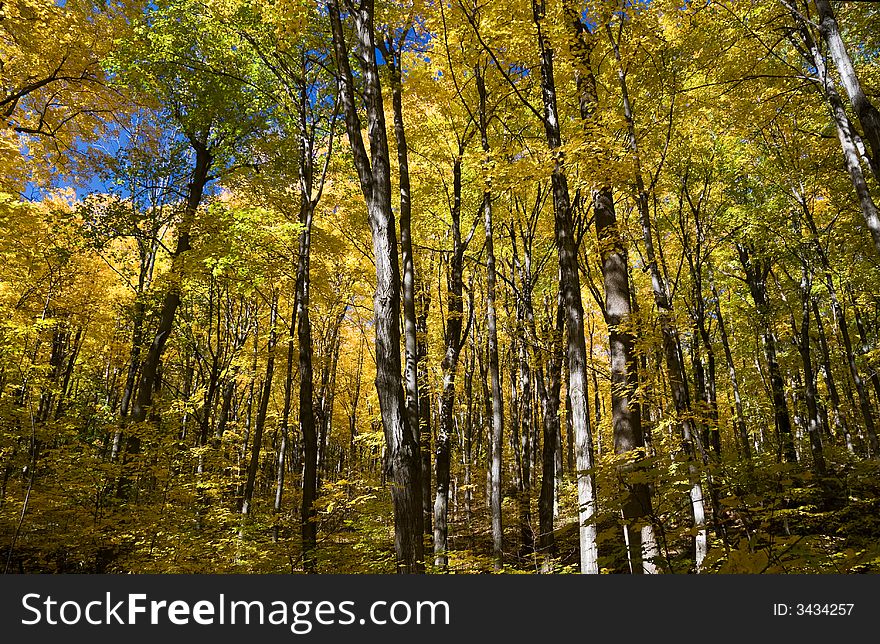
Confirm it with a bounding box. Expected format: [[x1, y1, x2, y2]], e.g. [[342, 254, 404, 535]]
[[531, 296, 563, 560], [691, 260, 721, 459], [316, 309, 344, 493], [794, 16, 880, 255], [240, 296, 278, 521], [296, 197, 319, 572], [509, 329, 521, 494], [518, 332, 533, 558], [477, 324, 492, 513], [794, 272, 827, 477], [416, 280, 433, 539], [736, 245, 798, 463], [179, 352, 193, 442], [329, 0, 423, 572], [533, 0, 598, 573], [487, 193, 504, 570], [463, 335, 475, 527], [705, 345, 721, 456], [119, 299, 145, 420], [511, 228, 534, 556], [606, 20, 706, 570], [534, 297, 562, 570], [710, 277, 750, 458], [349, 336, 365, 463], [814, 0, 880, 182], [850, 294, 880, 419], [131, 140, 212, 423], [434, 156, 467, 569], [194, 285, 222, 459], [53, 326, 82, 421], [37, 323, 67, 423], [473, 64, 505, 571], [113, 283, 149, 462], [215, 374, 237, 445], [273, 296, 297, 542]]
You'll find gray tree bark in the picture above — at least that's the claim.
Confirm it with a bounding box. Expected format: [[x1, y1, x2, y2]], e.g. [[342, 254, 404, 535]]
[[814, 0, 880, 182], [792, 13, 880, 255], [532, 0, 599, 573], [434, 156, 469, 568], [605, 19, 707, 571], [474, 65, 505, 570], [736, 245, 798, 463], [328, 0, 423, 572]]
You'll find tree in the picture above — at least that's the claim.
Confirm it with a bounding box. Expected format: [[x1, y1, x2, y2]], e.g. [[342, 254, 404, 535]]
[[328, 0, 424, 573]]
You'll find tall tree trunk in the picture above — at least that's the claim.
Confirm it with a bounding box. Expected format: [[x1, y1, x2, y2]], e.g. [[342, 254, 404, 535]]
[[793, 271, 827, 477], [511, 227, 534, 556], [595, 187, 659, 574], [518, 327, 533, 559], [474, 64, 505, 570], [296, 196, 318, 572], [290, 58, 335, 568], [605, 20, 707, 570], [328, 0, 423, 572], [533, 0, 598, 574], [486, 193, 505, 571], [736, 245, 798, 463], [416, 279, 433, 539], [240, 296, 278, 521], [814, 0, 880, 182], [131, 139, 212, 423], [387, 43, 422, 467], [793, 15, 880, 255], [434, 155, 468, 569], [710, 277, 750, 458]]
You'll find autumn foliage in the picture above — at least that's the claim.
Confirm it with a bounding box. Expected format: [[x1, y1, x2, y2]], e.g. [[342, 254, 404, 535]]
[[2, 0, 880, 574]]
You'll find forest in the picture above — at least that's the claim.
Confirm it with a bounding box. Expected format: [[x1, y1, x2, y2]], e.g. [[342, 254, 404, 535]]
[[2, 0, 880, 575]]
